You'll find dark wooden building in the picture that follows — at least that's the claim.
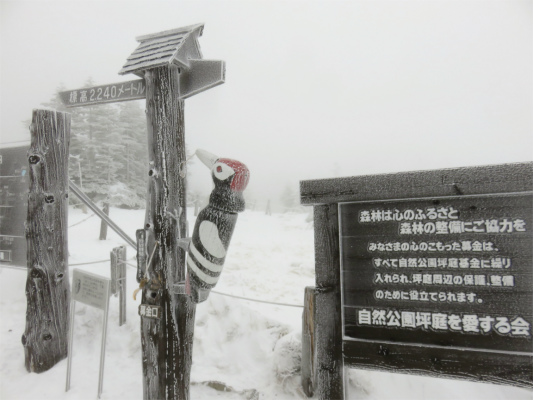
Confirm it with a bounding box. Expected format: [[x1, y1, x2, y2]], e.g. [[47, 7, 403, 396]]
[[0, 143, 29, 266]]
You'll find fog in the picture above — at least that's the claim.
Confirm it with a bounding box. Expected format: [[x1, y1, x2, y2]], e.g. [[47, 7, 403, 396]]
[[1, 0, 531, 210]]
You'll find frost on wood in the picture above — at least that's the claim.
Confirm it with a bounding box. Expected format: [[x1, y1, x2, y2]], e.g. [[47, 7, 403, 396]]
[[140, 65, 196, 400], [313, 204, 344, 400], [22, 109, 71, 373], [301, 286, 315, 397]]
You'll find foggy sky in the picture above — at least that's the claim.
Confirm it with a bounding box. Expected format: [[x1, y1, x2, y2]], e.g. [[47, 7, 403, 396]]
[[1, 0, 532, 210]]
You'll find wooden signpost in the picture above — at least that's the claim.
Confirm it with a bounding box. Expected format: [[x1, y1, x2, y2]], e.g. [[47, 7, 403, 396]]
[[118, 23, 225, 400], [33, 22, 224, 399], [300, 162, 533, 399]]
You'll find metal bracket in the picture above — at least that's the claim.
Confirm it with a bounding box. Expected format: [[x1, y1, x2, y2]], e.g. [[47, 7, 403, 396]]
[[172, 282, 187, 295], [177, 238, 191, 251]]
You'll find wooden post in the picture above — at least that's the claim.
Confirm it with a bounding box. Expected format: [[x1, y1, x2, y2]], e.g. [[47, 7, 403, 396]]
[[99, 202, 109, 240], [194, 199, 199, 217], [141, 65, 196, 400], [22, 109, 71, 373], [313, 204, 344, 399], [302, 286, 316, 397], [111, 246, 127, 326]]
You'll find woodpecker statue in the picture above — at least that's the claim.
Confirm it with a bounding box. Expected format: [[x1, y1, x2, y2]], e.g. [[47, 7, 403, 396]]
[[184, 149, 250, 303]]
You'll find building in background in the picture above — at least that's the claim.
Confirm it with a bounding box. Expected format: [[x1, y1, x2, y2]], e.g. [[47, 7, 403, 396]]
[[0, 143, 29, 267]]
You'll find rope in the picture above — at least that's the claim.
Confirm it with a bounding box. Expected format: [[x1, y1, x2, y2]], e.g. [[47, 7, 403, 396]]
[[211, 290, 303, 308], [68, 213, 95, 228], [69, 259, 110, 266], [0, 140, 30, 145], [118, 260, 138, 269], [0, 264, 26, 271], [1, 258, 304, 308]]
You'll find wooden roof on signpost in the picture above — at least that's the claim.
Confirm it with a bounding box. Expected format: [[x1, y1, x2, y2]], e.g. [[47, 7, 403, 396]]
[[119, 23, 204, 76]]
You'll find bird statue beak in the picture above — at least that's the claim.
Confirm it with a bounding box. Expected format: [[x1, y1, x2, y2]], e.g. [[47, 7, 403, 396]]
[[196, 149, 219, 169]]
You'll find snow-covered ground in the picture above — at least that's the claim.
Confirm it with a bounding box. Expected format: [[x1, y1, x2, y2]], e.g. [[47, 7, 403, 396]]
[[1, 207, 531, 399]]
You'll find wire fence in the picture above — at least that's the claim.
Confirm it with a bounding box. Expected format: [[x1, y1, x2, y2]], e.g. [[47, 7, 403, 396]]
[[68, 213, 95, 228], [2, 202, 305, 308], [1, 258, 304, 308]]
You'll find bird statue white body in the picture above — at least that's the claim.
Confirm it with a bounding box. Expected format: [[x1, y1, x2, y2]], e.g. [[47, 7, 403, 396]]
[[185, 149, 250, 303]]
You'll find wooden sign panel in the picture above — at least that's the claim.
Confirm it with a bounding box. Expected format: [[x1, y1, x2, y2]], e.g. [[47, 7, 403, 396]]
[[300, 162, 533, 395], [340, 193, 532, 353], [59, 79, 146, 108]]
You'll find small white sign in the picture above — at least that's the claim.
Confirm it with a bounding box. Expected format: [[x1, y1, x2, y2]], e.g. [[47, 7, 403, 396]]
[[72, 269, 110, 309], [139, 304, 162, 319], [67, 269, 111, 399]]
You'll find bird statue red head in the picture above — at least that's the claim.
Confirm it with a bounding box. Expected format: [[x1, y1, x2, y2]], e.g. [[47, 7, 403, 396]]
[[196, 149, 250, 212]]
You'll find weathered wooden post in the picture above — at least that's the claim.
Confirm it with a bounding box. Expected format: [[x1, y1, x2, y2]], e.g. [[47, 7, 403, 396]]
[[22, 109, 71, 373], [143, 66, 194, 399], [119, 24, 225, 399], [312, 204, 344, 399], [99, 202, 109, 240], [301, 286, 316, 397]]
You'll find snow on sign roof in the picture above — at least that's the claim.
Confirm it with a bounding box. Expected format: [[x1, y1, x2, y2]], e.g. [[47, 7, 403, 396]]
[[119, 23, 204, 76]]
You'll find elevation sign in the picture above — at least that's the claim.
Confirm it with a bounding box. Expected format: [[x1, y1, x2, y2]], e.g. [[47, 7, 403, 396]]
[[59, 79, 146, 107]]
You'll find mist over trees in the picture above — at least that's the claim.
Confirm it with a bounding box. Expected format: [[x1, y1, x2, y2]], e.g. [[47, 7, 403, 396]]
[[36, 79, 148, 208]]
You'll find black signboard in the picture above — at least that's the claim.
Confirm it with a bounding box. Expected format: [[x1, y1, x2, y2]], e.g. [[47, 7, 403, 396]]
[[340, 193, 532, 354], [0, 145, 29, 267], [300, 162, 533, 397]]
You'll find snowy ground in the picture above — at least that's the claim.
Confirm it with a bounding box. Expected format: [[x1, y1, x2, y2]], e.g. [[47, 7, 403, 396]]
[[1, 206, 532, 400]]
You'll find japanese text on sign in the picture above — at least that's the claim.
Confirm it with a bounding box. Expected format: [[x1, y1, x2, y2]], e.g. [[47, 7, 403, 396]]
[[59, 79, 146, 108], [72, 269, 110, 310], [139, 304, 161, 319], [357, 308, 530, 337], [340, 194, 532, 351]]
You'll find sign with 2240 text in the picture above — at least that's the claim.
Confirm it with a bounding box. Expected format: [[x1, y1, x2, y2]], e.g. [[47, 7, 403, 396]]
[[59, 79, 146, 108]]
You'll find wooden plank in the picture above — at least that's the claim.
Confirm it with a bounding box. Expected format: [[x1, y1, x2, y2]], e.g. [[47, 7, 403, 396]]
[[313, 204, 344, 400], [343, 340, 533, 388], [22, 109, 71, 373], [178, 59, 225, 100], [300, 162, 533, 206], [58, 79, 146, 108], [301, 286, 316, 397]]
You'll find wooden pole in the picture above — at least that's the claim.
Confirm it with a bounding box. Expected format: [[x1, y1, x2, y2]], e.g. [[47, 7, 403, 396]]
[[313, 204, 344, 399], [99, 202, 109, 240], [141, 65, 196, 400], [22, 109, 71, 373], [302, 286, 316, 397]]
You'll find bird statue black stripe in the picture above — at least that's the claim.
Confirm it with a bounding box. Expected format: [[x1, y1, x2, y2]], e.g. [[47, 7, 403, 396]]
[[186, 149, 250, 303]]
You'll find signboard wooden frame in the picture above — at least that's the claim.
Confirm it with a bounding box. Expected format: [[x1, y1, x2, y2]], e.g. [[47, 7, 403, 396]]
[[300, 162, 533, 399]]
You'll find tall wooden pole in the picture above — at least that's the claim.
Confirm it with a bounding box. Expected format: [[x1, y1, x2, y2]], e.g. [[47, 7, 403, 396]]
[[22, 109, 71, 373], [141, 65, 196, 399], [99, 202, 109, 240], [313, 204, 344, 399]]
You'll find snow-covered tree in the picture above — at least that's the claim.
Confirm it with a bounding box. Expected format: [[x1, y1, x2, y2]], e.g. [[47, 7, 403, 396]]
[[33, 79, 151, 208], [280, 184, 297, 212]]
